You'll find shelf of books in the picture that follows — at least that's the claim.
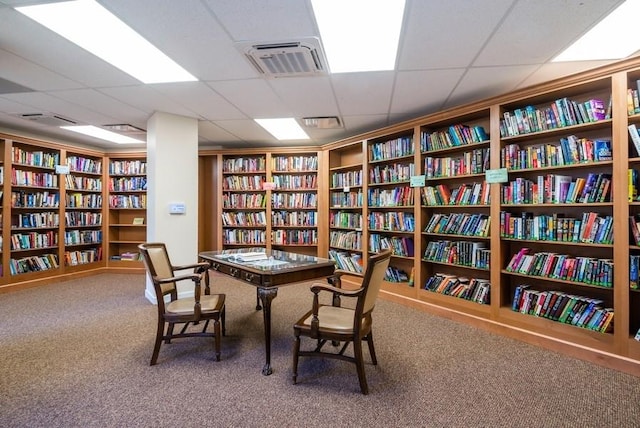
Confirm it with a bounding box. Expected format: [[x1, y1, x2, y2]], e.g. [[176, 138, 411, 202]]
[[497, 76, 616, 350], [367, 132, 417, 297], [327, 142, 365, 279], [8, 141, 62, 278], [107, 155, 147, 268], [221, 154, 267, 249], [418, 111, 492, 314], [63, 150, 104, 270], [270, 152, 319, 256]]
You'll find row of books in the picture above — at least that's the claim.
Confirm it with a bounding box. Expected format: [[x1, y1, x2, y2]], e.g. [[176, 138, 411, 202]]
[[329, 211, 362, 229], [12, 147, 59, 169], [66, 175, 102, 191], [64, 248, 102, 266], [499, 97, 607, 138], [501, 211, 613, 244], [64, 230, 102, 245], [506, 248, 613, 287], [9, 253, 59, 275], [272, 210, 317, 227], [222, 175, 265, 191], [368, 137, 414, 162], [108, 177, 146, 191], [330, 190, 363, 208], [420, 124, 489, 152], [110, 252, 142, 261], [385, 266, 411, 283], [12, 169, 58, 188], [328, 250, 363, 273], [423, 274, 490, 305], [368, 211, 415, 233], [423, 240, 489, 269], [271, 155, 318, 172], [501, 173, 611, 205], [424, 213, 490, 238], [11, 191, 59, 208], [421, 182, 490, 206], [108, 194, 146, 209], [221, 211, 267, 227], [329, 230, 362, 250], [629, 254, 640, 289], [330, 170, 363, 188], [222, 193, 266, 209], [501, 136, 611, 170], [271, 229, 317, 245], [512, 285, 613, 333], [369, 234, 413, 257], [271, 192, 317, 209], [17, 212, 59, 228], [10, 231, 57, 251], [368, 186, 414, 207], [271, 174, 317, 190], [424, 147, 490, 178], [222, 156, 266, 173], [65, 211, 101, 227], [66, 193, 102, 209], [222, 229, 266, 245], [369, 163, 415, 184], [67, 156, 102, 174], [109, 160, 146, 175]]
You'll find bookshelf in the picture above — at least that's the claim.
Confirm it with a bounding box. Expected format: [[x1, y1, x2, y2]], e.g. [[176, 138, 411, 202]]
[[327, 142, 365, 276], [63, 151, 104, 269], [419, 111, 492, 313], [221, 154, 267, 249], [107, 155, 147, 267], [270, 152, 319, 256], [8, 141, 62, 277]]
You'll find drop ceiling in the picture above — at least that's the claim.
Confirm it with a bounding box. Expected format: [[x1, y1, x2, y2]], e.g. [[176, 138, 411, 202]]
[[0, 0, 630, 151]]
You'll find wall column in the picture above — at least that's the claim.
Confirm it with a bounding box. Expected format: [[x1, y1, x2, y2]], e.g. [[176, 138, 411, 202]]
[[144, 111, 199, 302]]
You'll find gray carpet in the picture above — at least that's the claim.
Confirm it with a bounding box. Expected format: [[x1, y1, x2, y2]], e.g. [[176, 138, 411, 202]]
[[1, 273, 639, 427]]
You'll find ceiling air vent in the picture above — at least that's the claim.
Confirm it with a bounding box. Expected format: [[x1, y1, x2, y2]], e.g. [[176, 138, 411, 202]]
[[19, 113, 77, 127], [239, 38, 327, 78]]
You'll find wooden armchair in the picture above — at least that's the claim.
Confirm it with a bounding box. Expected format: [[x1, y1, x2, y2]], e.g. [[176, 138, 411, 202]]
[[292, 249, 392, 394], [138, 243, 226, 365]]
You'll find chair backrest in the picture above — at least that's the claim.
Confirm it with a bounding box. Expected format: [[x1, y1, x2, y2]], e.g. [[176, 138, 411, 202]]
[[138, 243, 176, 299], [357, 249, 392, 317]]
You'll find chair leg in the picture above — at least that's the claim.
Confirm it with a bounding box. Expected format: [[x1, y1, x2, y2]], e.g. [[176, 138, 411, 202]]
[[353, 338, 369, 395], [366, 331, 377, 365], [213, 318, 221, 362], [150, 319, 165, 366], [165, 322, 175, 344], [292, 334, 301, 384], [221, 306, 226, 336]]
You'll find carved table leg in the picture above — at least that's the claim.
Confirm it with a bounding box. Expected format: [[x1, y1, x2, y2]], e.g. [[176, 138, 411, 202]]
[[258, 287, 278, 375]]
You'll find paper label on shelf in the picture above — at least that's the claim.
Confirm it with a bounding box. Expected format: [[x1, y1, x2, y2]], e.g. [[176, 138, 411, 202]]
[[410, 175, 425, 187], [485, 168, 508, 183]]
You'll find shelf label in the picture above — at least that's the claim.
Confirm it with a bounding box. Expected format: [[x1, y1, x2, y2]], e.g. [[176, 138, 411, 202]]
[[55, 164, 70, 174], [343, 186, 350, 192], [485, 168, 508, 183], [410, 175, 425, 187], [262, 182, 276, 190]]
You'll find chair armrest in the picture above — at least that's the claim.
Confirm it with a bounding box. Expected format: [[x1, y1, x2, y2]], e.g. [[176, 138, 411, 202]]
[[172, 262, 210, 273], [157, 272, 205, 320], [310, 282, 362, 298]]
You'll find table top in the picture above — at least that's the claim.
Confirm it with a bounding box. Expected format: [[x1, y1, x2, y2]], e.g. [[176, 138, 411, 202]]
[[199, 248, 335, 275]]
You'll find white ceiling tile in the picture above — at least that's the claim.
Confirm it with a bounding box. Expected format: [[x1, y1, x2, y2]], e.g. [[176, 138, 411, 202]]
[[154, 82, 247, 121], [47, 89, 148, 126], [97, 86, 198, 120], [0, 48, 82, 91], [518, 60, 614, 89], [332, 72, 395, 116], [268, 76, 338, 117], [208, 79, 292, 117], [198, 121, 243, 144], [391, 69, 466, 117]]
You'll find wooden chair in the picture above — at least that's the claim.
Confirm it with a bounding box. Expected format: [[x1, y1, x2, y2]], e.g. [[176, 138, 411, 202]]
[[138, 243, 226, 365], [292, 249, 392, 394]]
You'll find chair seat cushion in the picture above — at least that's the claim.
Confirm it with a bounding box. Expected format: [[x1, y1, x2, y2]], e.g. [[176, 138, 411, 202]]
[[300, 305, 355, 332], [166, 294, 224, 315]]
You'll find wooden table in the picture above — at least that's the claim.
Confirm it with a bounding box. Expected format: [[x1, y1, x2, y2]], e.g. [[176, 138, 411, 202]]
[[199, 248, 335, 375]]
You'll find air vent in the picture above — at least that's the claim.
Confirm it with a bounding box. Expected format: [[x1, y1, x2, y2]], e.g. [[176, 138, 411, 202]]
[[19, 113, 77, 127], [239, 38, 328, 78]]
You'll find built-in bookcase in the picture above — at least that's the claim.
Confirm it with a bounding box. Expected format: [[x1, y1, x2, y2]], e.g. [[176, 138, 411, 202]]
[[221, 154, 267, 249], [63, 151, 104, 268], [270, 152, 319, 256], [107, 155, 147, 267]]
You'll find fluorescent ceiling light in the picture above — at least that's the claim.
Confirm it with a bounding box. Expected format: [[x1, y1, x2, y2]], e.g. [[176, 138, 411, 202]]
[[255, 118, 310, 140], [311, 0, 405, 73], [62, 125, 145, 144], [553, 0, 640, 62], [15, 0, 196, 83]]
